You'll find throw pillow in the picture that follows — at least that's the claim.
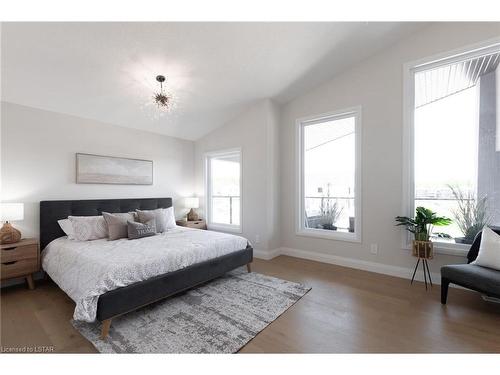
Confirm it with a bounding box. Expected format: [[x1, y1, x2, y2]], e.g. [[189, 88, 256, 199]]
[[103, 212, 136, 240], [163, 207, 176, 230], [136, 207, 176, 233], [57, 218, 75, 240], [128, 219, 156, 240], [68, 215, 108, 241], [473, 227, 500, 270]]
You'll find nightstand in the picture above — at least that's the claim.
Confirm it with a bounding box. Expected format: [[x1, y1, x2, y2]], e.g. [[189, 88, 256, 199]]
[[1, 238, 40, 289], [176, 219, 207, 230]]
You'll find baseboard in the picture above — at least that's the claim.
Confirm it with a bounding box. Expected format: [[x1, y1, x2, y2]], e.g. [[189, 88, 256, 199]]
[[261, 246, 442, 285], [253, 248, 281, 260]]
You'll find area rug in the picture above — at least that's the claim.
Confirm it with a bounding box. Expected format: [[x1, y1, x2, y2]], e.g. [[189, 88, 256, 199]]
[[72, 268, 310, 353]]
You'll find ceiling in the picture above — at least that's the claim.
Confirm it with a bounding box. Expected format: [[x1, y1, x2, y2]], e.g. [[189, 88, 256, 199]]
[[1, 22, 427, 140]]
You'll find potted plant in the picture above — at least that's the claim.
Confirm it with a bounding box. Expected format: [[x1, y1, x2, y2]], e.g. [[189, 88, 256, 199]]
[[448, 185, 489, 245], [319, 201, 342, 230], [319, 184, 343, 230], [395, 207, 452, 258]]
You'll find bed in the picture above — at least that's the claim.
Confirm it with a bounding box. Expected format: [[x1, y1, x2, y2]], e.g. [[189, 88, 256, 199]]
[[40, 198, 253, 339]]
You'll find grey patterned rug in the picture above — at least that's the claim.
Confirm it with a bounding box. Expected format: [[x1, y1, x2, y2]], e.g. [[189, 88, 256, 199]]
[[72, 268, 310, 353]]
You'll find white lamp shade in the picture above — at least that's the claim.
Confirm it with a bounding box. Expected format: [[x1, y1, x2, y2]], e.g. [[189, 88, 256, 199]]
[[184, 197, 199, 209], [0, 203, 24, 222]]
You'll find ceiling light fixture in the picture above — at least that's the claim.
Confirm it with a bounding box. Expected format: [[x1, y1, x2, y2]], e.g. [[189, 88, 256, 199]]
[[153, 75, 171, 110]]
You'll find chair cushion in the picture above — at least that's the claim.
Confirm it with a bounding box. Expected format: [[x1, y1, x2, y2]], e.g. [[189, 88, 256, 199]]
[[441, 264, 500, 296]]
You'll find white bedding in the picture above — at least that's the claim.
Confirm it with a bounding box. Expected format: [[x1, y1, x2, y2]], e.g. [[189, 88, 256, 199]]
[[41, 226, 249, 322]]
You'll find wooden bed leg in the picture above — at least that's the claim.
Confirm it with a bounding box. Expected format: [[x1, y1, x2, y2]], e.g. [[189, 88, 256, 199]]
[[246, 263, 252, 273], [100, 319, 112, 340]]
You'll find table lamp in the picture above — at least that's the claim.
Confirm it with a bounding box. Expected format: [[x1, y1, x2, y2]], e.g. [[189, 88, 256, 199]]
[[185, 197, 200, 221], [0, 203, 24, 244]]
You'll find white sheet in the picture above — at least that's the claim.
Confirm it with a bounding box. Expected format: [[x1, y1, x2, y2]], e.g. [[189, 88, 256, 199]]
[[41, 226, 249, 322]]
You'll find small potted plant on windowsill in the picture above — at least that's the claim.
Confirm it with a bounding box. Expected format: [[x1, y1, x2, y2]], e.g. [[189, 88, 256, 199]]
[[448, 185, 490, 245], [395, 207, 452, 258], [318, 184, 343, 231], [319, 201, 342, 231]]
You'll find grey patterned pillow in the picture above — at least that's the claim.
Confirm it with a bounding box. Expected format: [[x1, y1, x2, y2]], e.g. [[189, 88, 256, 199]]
[[136, 207, 175, 233], [68, 215, 108, 241], [136, 209, 163, 232], [103, 212, 136, 240], [127, 219, 156, 240]]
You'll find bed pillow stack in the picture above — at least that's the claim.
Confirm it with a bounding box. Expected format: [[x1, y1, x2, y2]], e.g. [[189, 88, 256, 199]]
[[136, 207, 176, 233], [57, 207, 175, 241]]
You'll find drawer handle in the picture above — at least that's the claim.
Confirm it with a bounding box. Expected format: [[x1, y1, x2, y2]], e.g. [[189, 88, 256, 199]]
[[2, 261, 17, 266], [2, 247, 17, 251]]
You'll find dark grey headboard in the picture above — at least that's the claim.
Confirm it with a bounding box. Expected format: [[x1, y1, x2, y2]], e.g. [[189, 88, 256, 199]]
[[39, 198, 172, 249]]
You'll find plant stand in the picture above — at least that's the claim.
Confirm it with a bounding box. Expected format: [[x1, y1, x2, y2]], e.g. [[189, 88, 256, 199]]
[[410, 240, 433, 290]]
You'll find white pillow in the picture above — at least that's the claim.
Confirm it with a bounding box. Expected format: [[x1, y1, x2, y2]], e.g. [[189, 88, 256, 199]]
[[473, 227, 500, 270], [164, 207, 176, 230], [58, 218, 75, 240], [68, 215, 108, 241]]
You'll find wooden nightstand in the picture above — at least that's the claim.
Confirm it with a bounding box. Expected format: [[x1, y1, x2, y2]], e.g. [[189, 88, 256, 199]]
[[176, 219, 207, 230], [1, 238, 40, 289]]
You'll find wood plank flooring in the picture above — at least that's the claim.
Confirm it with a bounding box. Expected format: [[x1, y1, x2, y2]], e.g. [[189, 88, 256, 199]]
[[1, 255, 499, 353]]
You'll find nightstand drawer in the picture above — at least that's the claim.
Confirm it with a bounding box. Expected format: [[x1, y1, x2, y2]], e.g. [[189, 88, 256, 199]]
[[1, 244, 38, 263], [176, 219, 207, 230], [1, 258, 38, 279]]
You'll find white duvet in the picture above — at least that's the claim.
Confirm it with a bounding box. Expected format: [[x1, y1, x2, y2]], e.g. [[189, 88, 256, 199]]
[[41, 226, 249, 322]]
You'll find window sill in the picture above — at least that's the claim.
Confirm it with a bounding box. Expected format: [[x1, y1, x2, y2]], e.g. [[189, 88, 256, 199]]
[[296, 228, 361, 243], [208, 223, 242, 234]]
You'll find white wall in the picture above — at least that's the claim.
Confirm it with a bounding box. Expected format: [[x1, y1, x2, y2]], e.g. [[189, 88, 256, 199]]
[[279, 22, 500, 274], [1, 102, 195, 239], [194, 99, 280, 255]]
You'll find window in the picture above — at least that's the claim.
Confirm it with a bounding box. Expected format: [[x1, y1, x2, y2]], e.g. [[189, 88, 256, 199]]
[[205, 149, 241, 232], [404, 42, 500, 252], [296, 107, 361, 241]]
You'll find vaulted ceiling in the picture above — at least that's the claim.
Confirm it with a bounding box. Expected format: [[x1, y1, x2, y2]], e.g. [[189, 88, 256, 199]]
[[1, 22, 427, 140]]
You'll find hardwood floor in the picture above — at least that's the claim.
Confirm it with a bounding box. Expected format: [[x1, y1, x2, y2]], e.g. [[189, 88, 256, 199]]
[[1, 255, 499, 353]]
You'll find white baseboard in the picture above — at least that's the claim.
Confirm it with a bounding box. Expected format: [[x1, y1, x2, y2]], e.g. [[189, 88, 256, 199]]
[[253, 248, 281, 260], [257, 246, 442, 285]]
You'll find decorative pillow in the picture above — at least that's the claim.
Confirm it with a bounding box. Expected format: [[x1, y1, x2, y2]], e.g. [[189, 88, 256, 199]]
[[163, 207, 176, 230], [136, 210, 156, 230], [57, 219, 75, 240], [68, 215, 108, 241], [136, 207, 176, 233], [473, 227, 500, 270], [127, 219, 156, 240], [103, 212, 136, 240]]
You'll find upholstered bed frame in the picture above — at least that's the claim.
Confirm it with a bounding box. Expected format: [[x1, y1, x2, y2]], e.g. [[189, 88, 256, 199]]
[[40, 198, 253, 339]]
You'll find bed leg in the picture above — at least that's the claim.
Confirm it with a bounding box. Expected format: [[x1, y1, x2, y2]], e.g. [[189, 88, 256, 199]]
[[246, 263, 252, 273], [100, 319, 112, 340]]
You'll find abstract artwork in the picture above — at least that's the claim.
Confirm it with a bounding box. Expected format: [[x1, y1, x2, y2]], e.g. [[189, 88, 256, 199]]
[[76, 153, 153, 185]]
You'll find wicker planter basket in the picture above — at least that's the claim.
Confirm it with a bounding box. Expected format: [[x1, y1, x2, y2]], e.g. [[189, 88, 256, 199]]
[[412, 240, 433, 259]]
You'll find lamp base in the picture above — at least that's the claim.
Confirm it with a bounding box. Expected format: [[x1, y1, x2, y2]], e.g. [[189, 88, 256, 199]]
[[187, 208, 199, 221], [0, 222, 22, 244]]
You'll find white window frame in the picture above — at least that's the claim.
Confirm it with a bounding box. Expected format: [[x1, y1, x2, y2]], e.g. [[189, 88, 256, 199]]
[[296, 106, 362, 243], [204, 147, 242, 234], [402, 37, 500, 256]]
